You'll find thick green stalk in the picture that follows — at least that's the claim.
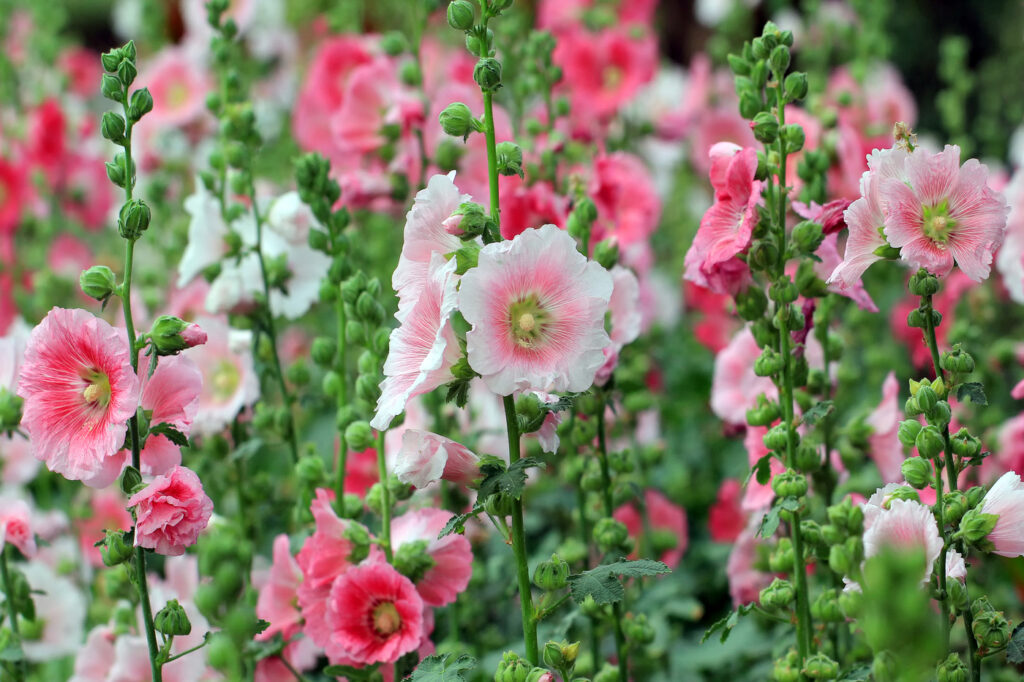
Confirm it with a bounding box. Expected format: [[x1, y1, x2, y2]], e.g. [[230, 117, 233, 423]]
[[376, 430, 392, 562], [1, 547, 26, 680], [334, 295, 349, 511], [503, 395, 539, 664], [596, 409, 630, 682]]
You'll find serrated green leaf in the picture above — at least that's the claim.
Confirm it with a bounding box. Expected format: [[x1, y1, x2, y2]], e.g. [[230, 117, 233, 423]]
[[700, 603, 753, 644], [403, 653, 476, 681], [1007, 621, 1024, 664], [438, 501, 484, 538], [956, 382, 987, 406], [758, 506, 781, 538], [149, 422, 189, 447], [478, 457, 542, 501], [837, 664, 872, 681], [567, 559, 671, 605], [802, 400, 834, 426]]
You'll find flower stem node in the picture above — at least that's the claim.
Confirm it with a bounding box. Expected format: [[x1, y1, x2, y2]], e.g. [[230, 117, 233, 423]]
[[533, 554, 570, 591], [154, 599, 192, 636]]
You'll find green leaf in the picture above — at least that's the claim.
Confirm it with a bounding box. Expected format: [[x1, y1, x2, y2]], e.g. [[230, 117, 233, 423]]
[[452, 244, 480, 275], [0, 643, 23, 661], [403, 653, 477, 681], [802, 400, 834, 426], [230, 438, 265, 461], [438, 501, 484, 538], [836, 664, 872, 681], [149, 422, 189, 447], [758, 506, 781, 539], [700, 603, 753, 644], [1007, 621, 1024, 664], [567, 559, 671, 605], [121, 466, 143, 497], [748, 454, 772, 486], [956, 382, 988, 406], [478, 457, 542, 501], [324, 664, 380, 680]]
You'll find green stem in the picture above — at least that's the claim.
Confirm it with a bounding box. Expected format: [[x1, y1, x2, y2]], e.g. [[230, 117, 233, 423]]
[[596, 407, 629, 682], [503, 395, 539, 664], [576, 480, 601, 664], [335, 296, 349, 512], [376, 430, 392, 562], [1, 547, 26, 681]]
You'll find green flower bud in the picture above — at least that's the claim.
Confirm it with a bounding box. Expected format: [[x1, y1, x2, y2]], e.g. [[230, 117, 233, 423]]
[[496, 141, 523, 177], [943, 491, 967, 524], [906, 308, 926, 328], [118, 199, 151, 240], [753, 348, 784, 377], [958, 507, 998, 548], [436, 139, 463, 171], [484, 491, 516, 517], [311, 337, 337, 367], [101, 111, 126, 145], [495, 651, 533, 682], [80, 265, 117, 303], [768, 280, 798, 304], [543, 639, 580, 670], [760, 577, 795, 609], [101, 529, 133, 566], [356, 373, 381, 404], [751, 111, 778, 143], [750, 60, 768, 89], [772, 469, 807, 498], [936, 653, 968, 682], [447, 0, 475, 30], [393, 539, 435, 583], [897, 419, 923, 447], [915, 385, 937, 414], [117, 56, 137, 86], [557, 537, 587, 565], [101, 73, 123, 101], [287, 360, 310, 387], [792, 220, 824, 253], [784, 71, 808, 101], [768, 45, 790, 74], [727, 53, 749, 75], [794, 442, 821, 473], [965, 485, 986, 510], [593, 663, 620, 682], [533, 554, 570, 591], [763, 423, 791, 451], [811, 588, 843, 623], [972, 609, 1010, 649], [345, 421, 374, 451], [947, 577, 968, 612], [915, 425, 945, 459], [295, 454, 326, 486], [474, 57, 503, 92], [735, 286, 768, 321], [128, 87, 153, 122], [623, 613, 655, 645], [149, 315, 207, 356], [439, 102, 479, 141], [901, 457, 932, 489], [828, 544, 852, 576], [341, 494, 364, 519], [837, 586, 863, 619], [909, 269, 940, 296], [355, 291, 385, 325], [380, 30, 408, 56], [769, 537, 794, 572], [593, 518, 630, 554], [950, 428, 981, 458], [101, 49, 123, 73], [154, 599, 192, 636], [593, 239, 619, 269], [801, 652, 839, 680]]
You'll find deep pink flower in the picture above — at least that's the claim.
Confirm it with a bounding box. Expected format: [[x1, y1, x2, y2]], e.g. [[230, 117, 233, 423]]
[[391, 508, 473, 607], [862, 498, 942, 584], [866, 372, 904, 484], [128, 466, 213, 556], [882, 145, 1009, 282], [393, 429, 479, 490], [980, 472, 1024, 558], [325, 560, 424, 665], [75, 488, 132, 567], [710, 327, 777, 425], [589, 152, 662, 248], [613, 489, 688, 567], [17, 307, 140, 487], [59, 47, 103, 99], [0, 500, 35, 558], [460, 225, 613, 395], [501, 179, 568, 241], [256, 534, 304, 642], [709, 479, 747, 543]]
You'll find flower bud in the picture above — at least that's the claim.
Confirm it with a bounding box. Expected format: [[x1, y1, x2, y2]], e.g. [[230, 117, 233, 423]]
[[782, 124, 805, 153], [101, 529, 133, 566], [972, 609, 1010, 649], [760, 577, 795, 609], [965, 485, 986, 510], [543, 640, 580, 671], [379, 30, 408, 56], [792, 220, 824, 253], [772, 469, 807, 498], [901, 457, 932, 489], [154, 599, 192, 636], [768, 44, 790, 74], [828, 544, 852, 576], [533, 554, 570, 591], [439, 102, 479, 141], [936, 653, 968, 682], [149, 315, 207, 356], [735, 286, 768, 321], [593, 518, 630, 554], [943, 491, 967, 524], [80, 265, 117, 303], [495, 651, 533, 682], [101, 49, 123, 73], [811, 588, 843, 623], [355, 291, 385, 325], [345, 421, 374, 451], [768, 537, 794, 572], [784, 71, 808, 101], [794, 442, 821, 473], [769, 279, 798, 304], [593, 663, 620, 682], [593, 239, 619, 269], [474, 57, 503, 92], [101, 111, 126, 144], [496, 141, 523, 177], [447, 0, 475, 30], [295, 454, 326, 486], [897, 419, 922, 447], [950, 428, 981, 458], [753, 348, 784, 377], [751, 111, 778, 143], [914, 383, 937, 412], [118, 199, 151, 240], [484, 491, 516, 517], [909, 269, 940, 296], [957, 507, 998, 547], [915, 425, 945, 459], [128, 87, 154, 122], [801, 652, 839, 680]]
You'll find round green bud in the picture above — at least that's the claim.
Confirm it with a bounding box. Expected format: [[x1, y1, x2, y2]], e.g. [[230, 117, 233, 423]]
[[784, 72, 808, 101], [311, 337, 337, 367], [80, 265, 117, 302], [751, 111, 778, 143], [593, 239, 619, 270], [735, 286, 768, 321], [154, 599, 192, 636], [801, 652, 839, 680], [380, 31, 408, 56], [533, 554, 570, 591], [897, 419, 923, 447], [936, 653, 968, 682], [593, 518, 630, 554], [473, 57, 503, 92], [345, 421, 374, 451], [915, 425, 945, 459], [118, 199, 151, 240], [439, 102, 477, 140], [792, 220, 824, 253], [909, 269, 940, 297], [760, 577, 795, 609], [772, 469, 808, 498], [901, 457, 932, 489], [100, 529, 133, 567], [447, 0, 475, 31]]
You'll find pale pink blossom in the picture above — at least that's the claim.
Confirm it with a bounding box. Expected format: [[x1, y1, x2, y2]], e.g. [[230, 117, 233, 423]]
[[0, 499, 35, 557], [331, 60, 406, 154], [946, 549, 967, 582], [393, 429, 479, 490], [185, 315, 260, 436], [372, 254, 460, 431], [866, 372, 904, 484], [75, 488, 132, 567], [589, 152, 662, 248], [391, 508, 473, 607], [995, 169, 1024, 302], [980, 471, 1024, 558], [128, 465, 213, 556], [862, 498, 942, 583], [17, 307, 140, 487], [608, 265, 643, 348], [710, 327, 777, 425], [882, 145, 1009, 282], [459, 225, 613, 395]]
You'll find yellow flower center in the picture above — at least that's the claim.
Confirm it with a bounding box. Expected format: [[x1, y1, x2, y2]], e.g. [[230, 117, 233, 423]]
[[922, 201, 956, 244], [168, 82, 189, 109], [372, 602, 401, 637], [82, 371, 111, 408], [212, 360, 240, 401], [517, 312, 536, 333], [508, 296, 549, 349], [604, 65, 624, 89]]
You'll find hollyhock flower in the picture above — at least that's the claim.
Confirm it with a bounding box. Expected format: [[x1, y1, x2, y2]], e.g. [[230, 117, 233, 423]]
[[881, 145, 1009, 282], [59, 47, 103, 98], [538, 0, 657, 30], [17, 307, 140, 486], [371, 255, 460, 431], [70, 626, 116, 682], [866, 372, 904, 484], [460, 225, 613, 395], [612, 489, 688, 567], [136, 47, 210, 129], [342, 447, 382, 498], [186, 316, 259, 436], [993, 414, 1024, 480], [393, 429, 479, 490], [267, 191, 322, 245], [0, 155, 31, 239], [325, 560, 424, 665], [862, 498, 942, 583], [946, 549, 967, 582], [996, 170, 1024, 302], [21, 561, 86, 661], [0, 434, 39, 486], [710, 327, 777, 425], [534, 392, 564, 454], [501, 179, 568, 241], [76, 489, 132, 567], [128, 466, 213, 556], [331, 60, 408, 154], [608, 265, 643, 349], [687, 144, 760, 273], [979, 471, 1024, 557], [727, 522, 774, 606], [690, 108, 758, 177], [26, 99, 66, 176], [62, 154, 116, 231], [256, 534, 304, 641], [177, 181, 231, 287], [135, 354, 202, 476], [709, 479, 747, 543], [0, 500, 35, 558], [589, 152, 662, 248], [391, 508, 473, 607]]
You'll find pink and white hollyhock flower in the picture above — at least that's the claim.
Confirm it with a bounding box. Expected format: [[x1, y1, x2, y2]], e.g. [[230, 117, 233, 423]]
[[128, 466, 213, 556], [70, 626, 116, 682], [326, 559, 424, 665], [710, 327, 777, 425], [135, 47, 210, 129], [979, 471, 1024, 558], [612, 489, 688, 568], [866, 372, 904, 484], [177, 181, 231, 288], [460, 225, 613, 395], [608, 265, 643, 349], [135, 354, 202, 476], [17, 307, 141, 487], [21, 561, 86, 661], [882, 145, 1009, 282], [709, 479, 747, 543], [185, 315, 260, 436], [0, 500, 35, 558], [995, 170, 1024, 302], [266, 191, 322, 245], [862, 498, 942, 584], [946, 549, 967, 583], [391, 508, 473, 607], [371, 255, 460, 431], [256, 534, 304, 642], [393, 429, 479, 490]]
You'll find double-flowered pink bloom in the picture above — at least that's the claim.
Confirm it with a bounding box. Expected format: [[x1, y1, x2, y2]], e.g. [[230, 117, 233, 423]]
[[128, 465, 213, 556]]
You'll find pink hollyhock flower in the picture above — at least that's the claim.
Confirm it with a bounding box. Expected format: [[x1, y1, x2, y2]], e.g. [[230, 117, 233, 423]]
[[17, 307, 141, 487], [460, 225, 613, 395], [882, 145, 1009, 282], [136, 47, 210, 129], [500, 179, 568, 241], [946, 549, 967, 583], [392, 172, 470, 307], [185, 316, 260, 436], [372, 254, 460, 431], [393, 429, 479, 490], [589, 152, 662, 248], [59, 47, 103, 99], [996, 170, 1024, 302], [135, 354, 202, 476], [993, 414, 1024, 479], [0, 500, 35, 558], [980, 471, 1024, 558], [70, 625, 116, 682], [76, 489, 132, 567], [21, 561, 86, 661], [538, 0, 657, 30], [862, 498, 942, 583], [612, 489, 688, 567], [391, 508, 473, 607], [342, 447, 382, 498], [710, 327, 777, 425], [690, 107, 758, 177], [128, 466, 213, 556], [325, 560, 424, 665], [709, 478, 747, 543], [608, 265, 643, 349], [866, 372, 904, 484], [727, 522, 774, 606], [331, 60, 408, 154], [26, 99, 66, 176], [256, 534, 304, 641]]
